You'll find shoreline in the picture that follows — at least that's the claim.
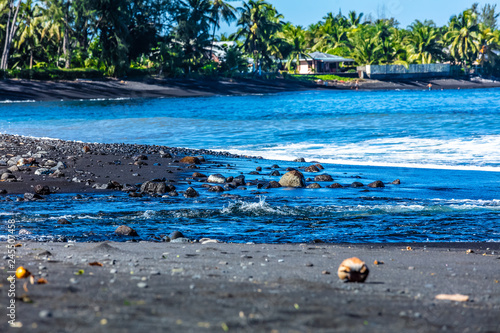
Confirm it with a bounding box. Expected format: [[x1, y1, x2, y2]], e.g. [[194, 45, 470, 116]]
[[1, 77, 500, 102], [1, 241, 498, 332]]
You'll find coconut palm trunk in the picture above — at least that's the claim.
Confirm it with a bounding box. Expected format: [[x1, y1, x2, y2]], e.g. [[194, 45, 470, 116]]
[[1, 0, 22, 71]]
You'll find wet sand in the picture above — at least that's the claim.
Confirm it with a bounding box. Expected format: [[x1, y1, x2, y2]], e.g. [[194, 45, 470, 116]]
[[1, 77, 499, 102], [1, 241, 499, 332]]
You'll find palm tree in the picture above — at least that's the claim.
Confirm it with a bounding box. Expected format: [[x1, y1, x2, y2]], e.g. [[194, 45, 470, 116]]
[[233, 0, 283, 74], [15, 0, 44, 69], [347, 10, 363, 28], [348, 25, 382, 65], [407, 25, 443, 64], [209, 0, 236, 59], [1, 0, 22, 71], [278, 23, 310, 73], [444, 9, 481, 67]]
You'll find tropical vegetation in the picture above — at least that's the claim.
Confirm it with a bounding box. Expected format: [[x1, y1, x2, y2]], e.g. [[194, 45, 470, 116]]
[[1, 0, 499, 78]]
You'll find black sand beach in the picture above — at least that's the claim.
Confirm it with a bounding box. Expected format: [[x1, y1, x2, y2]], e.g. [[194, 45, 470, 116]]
[[1, 241, 499, 332], [1, 77, 500, 102]]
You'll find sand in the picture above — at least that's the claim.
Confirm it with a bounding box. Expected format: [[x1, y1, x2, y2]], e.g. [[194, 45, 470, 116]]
[[1, 77, 500, 102], [1, 241, 499, 332]]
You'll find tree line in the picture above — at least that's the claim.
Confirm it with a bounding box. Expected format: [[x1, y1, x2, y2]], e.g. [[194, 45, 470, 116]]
[[1, 0, 499, 78]]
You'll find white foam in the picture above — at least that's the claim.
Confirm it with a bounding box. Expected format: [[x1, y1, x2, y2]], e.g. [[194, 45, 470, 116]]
[[220, 135, 500, 172]]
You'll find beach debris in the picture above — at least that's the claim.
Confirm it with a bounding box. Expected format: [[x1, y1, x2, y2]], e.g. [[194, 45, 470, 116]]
[[279, 170, 306, 188], [1, 172, 16, 181], [207, 174, 226, 184], [306, 183, 321, 189], [75, 269, 85, 275], [200, 238, 221, 244], [350, 182, 364, 188], [183, 187, 199, 198], [466, 249, 474, 254], [14, 243, 22, 247], [37, 278, 48, 284], [406, 246, 413, 251], [435, 294, 469, 302], [137, 282, 148, 288], [314, 174, 333, 182], [114, 225, 139, 237], [322, 270, 331, 275], [391, 179, 401, 185], [337, 257, 369, 282], [304, 165, 320, 172], [374, 260, 384, 265], [368, 180, 385, 188], [89, 262, 104, 267], [82, 145, 91, 153], [180, 156, 201, 164], [15, 266, 31, 279]]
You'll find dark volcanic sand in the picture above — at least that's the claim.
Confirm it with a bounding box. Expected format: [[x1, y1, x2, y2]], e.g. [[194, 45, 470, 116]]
[[1, 77, 499, 102], [1, 242, 499, 332]]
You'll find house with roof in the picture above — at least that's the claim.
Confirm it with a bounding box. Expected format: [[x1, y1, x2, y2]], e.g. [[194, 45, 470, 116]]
[[298, 52, 354, 74]]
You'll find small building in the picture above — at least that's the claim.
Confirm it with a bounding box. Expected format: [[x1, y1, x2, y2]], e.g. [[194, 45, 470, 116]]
[[298, 52, 354, 74]]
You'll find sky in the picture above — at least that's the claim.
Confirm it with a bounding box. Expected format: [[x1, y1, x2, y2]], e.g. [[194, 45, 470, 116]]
[[220, 0, 496, 33]]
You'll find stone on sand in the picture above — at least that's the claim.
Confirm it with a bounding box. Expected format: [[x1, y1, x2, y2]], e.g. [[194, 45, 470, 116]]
[[115, 225, 139, 237]]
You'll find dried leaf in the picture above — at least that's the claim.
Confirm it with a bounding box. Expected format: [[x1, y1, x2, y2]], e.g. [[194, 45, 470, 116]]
[[435, 294, 469, 302], [374, 260, 384, 265], [37, 278, 48, 284], [89, 262, 103, 267], [14, 243, 22, 247]]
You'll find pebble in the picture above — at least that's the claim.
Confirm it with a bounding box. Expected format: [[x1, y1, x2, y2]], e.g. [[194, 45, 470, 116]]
[[137, 282, 148, 288]]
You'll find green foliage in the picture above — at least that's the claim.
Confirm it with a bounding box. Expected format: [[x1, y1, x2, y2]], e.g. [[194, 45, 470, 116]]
[[6, 67, 103, 80], [289, 74, 357, 82]]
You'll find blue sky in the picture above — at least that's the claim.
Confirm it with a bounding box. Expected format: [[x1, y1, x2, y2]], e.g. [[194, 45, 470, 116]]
[[220, 0, 495, 33]]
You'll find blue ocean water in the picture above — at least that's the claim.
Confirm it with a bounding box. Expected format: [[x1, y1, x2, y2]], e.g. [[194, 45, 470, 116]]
[[1, 88, 499, 243]]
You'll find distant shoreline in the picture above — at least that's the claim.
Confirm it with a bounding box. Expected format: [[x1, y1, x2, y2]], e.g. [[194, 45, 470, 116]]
[[1, 77, 500, 102]]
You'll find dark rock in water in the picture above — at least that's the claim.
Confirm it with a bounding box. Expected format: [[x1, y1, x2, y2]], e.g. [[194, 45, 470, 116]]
[[392, 179, 401, 185], [226, 176, 234, 182], [57, 218, 71, 225], [314, 174, 333, 182], [168, 190, 179, 197], [256, 167, 262, 172], [180, 156, 201, 164], [133, 154, 148, 161], [265, 181, 281, 189], [286, 167, 297, 172], [315, 163, 325, 170], [184, 187, 199, 198], [294, 157, 306, 162], [196, 156, 206, 162], [368, 180, 385, 188], [186, 165, 199, 169], [115, 225, 138, 237], [233, 175, 246, 186], [328, 183, 344, 188], [249, 171, 260, 175], [107, 180, 122, 190], [208, 185, 224, 192], [271, 164, 280, 169], [257, 183, 264, 189], [306, 177, 313, 182], [306, 183, 321, 189], [169, 231, 184, 240], [269, 170, 281, 176], [34, 184, 51, 195], [304, 165, 320, 172], [128, 192, 143, 197], [279, 170, 306, 188], [0, 189, 7, 194], [140, 180, 167, 194], [207, 174, 225, 184], [192, 172, 207, 178], [351, 182, 364, 188], [24, 193, 43, 201]]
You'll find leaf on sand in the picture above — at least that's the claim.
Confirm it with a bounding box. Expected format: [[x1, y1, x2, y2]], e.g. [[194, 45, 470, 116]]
[[89, 262, 104, 267], [435, 294, 469, 302], [75, 269, 85, 275], [37, 278, 48, 284]]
